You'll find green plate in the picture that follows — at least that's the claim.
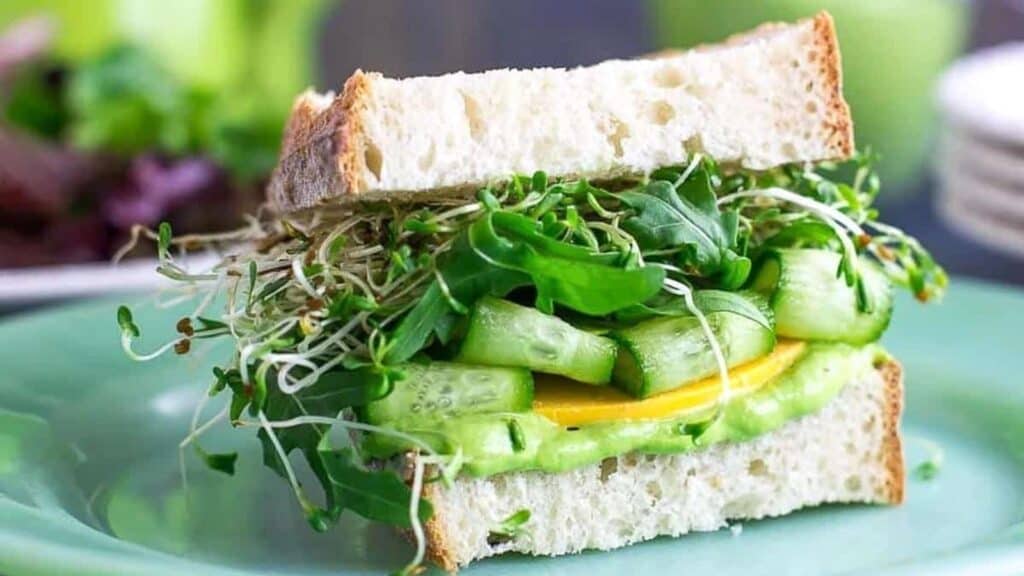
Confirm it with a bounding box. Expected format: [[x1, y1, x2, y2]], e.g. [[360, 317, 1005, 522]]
[[1, 279, 1023, 575]]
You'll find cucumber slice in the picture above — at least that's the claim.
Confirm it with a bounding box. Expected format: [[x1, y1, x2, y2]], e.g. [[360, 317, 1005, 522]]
[[611, 308, 775, 398], [362, 362, 533, 425], [457, 297, 617, 385], [750, 249, 892, 344]]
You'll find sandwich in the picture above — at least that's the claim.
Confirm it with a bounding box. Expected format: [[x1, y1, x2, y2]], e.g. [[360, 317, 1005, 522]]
[[118, 11, 945, 574]]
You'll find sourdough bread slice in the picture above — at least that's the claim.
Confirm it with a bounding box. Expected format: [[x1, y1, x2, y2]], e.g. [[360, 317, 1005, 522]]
[[417, 360, 903, 572], [269, 12, 852, 212]]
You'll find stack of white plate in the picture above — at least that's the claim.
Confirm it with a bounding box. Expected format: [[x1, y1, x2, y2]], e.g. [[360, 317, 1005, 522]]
[[936, 43, 1024, 258]]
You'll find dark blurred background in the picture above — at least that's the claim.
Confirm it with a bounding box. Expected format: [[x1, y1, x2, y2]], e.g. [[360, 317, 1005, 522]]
[[1, 0, 1023, 308]]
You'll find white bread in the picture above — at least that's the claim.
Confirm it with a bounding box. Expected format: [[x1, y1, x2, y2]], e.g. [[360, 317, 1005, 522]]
[[269, 12, 852, 212], [417, 361, 903, 572]]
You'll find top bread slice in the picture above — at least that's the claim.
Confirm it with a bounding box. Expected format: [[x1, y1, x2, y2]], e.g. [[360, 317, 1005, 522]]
[[269, 11, 852, 213]]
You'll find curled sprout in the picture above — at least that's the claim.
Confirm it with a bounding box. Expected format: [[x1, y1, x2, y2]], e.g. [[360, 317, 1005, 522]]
[[398, 456, 427, 576], [256, 411, 317, 519], [719, 187, 866, 304], [118, 305, 183, 361], [662, 277, 732, 409]]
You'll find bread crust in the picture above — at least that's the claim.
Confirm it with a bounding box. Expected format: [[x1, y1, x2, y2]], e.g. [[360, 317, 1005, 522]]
[[879, 360, 905, 504], [417, 359, 904, 572], [268, 90, 344, 211], [336, 70, 374, 196], [392, 455, 459, 572], [810, 12, 855, 160], [421, 481, 459, 573]]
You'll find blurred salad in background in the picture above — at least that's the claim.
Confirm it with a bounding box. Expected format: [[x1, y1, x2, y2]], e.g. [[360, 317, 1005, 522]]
[[0, 0, 331, 268]]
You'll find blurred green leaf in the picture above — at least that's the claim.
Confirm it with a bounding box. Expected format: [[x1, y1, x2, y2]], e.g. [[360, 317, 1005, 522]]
[[2, 64, 69, 138], [0, 0, 331, 182], [63, 43, 284, 180], [206, 99, 284, 181], [67, 44, 193, 155]]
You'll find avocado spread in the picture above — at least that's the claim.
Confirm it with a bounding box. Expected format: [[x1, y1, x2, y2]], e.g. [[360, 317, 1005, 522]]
[[363, 343, 887, 477]]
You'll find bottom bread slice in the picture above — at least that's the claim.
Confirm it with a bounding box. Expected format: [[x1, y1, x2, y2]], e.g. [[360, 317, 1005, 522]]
[[418, 361, 903, 571]]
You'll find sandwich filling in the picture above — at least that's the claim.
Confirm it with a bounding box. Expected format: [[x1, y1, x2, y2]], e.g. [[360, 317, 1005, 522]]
[[119, 152, 943, 567], [361, 342, 887, 477]]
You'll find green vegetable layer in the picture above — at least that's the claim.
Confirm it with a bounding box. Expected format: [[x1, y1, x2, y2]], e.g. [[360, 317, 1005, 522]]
[[362, 362, 534, 426], [611, 304, 775, 398], [457, 297, 618, 385], [363, 343, 885, 476], [751, 249, 893, 344]]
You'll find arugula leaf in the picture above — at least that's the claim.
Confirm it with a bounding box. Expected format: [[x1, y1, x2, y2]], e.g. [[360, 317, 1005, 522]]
[[258, 407, 321, 494], [618, 166, 750, 286], [389, 208, 664, 361], [253, 365, 403, 528], [256, 367, 371, 460], [257, 397, 324, 490], [761, 220, 840, 250], [615, 290, 772, 330], [255, 276, 289, 303], [468, 211, 665, 315], [692, 290, 772, 330], [619, 180, 721, 262], [386, 235, 529, 363], [318, 445, 432, 527], [194, 445, 238, 476], [718, 246, 751, 290], [298, 368, 397, 411]]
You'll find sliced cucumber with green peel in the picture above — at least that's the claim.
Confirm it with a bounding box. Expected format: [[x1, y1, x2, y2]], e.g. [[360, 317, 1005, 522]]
[[611, 309, 775, 398], [750, 249, 892, 344], [362, 362, 533, 425], [457, 297, 617, 385]]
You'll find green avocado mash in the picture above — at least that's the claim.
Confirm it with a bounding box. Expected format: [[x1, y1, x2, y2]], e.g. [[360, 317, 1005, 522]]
[[363, 343, 887, 477]]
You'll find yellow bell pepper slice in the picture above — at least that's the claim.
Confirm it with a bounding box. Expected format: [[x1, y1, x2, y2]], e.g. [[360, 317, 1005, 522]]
[[532, 340, 807, 426]]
